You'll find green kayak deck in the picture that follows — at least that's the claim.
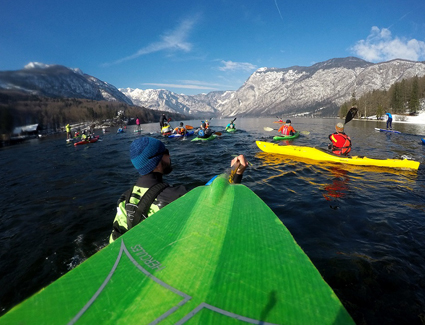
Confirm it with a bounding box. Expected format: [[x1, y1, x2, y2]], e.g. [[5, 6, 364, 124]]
[[0, 176, 353, 324], [273, 131, 300, 141], [191, 134, 217, 141]]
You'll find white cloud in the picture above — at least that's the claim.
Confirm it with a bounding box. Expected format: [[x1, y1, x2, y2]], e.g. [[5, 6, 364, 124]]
[[218, 60, 257, 72], [104, 17, 198, 66], [352, 26, 425, 62]]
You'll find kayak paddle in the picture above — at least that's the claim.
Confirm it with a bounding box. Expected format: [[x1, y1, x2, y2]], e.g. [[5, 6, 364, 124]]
[[344, 107, 358, 124]]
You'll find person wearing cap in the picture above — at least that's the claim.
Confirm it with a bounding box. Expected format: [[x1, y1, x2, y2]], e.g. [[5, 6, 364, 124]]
[[328, 123, 352, 156], [109, 137, 247, 243], [277, 120, 296, 136], [173, 122, 186, 135]]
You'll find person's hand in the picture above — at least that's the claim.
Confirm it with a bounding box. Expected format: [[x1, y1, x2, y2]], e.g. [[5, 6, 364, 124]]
[[231, 155, 247, 175]]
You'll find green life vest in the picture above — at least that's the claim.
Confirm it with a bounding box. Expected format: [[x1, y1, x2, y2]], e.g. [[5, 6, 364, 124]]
[[110, 183, 169, 243]]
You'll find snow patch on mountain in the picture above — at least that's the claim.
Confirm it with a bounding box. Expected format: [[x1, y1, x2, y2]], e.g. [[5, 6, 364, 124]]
[[24, 62, 52, 69]]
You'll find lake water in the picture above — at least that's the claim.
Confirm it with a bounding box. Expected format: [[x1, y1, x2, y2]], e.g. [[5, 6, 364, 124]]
[[1, 117, 424, 324]]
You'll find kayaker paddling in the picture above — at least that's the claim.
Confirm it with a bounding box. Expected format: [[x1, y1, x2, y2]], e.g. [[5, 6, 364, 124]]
[[109, 137, 247, 243], [278, 119, 296, 136], [172, 122, 187, 136], [328, 122, 352, 156], [196, 122, 214, 138], [225, 118, 237, 131]]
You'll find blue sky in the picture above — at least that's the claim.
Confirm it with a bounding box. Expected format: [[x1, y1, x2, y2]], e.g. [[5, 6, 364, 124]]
[[1, 0, 425, 95]]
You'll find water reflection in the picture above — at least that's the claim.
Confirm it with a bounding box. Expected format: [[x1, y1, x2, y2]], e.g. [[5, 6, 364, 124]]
[[323, 167, 350, 210]]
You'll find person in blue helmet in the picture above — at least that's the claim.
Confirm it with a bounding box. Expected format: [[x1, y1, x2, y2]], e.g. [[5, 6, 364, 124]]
[[385, 112, 393, 129], [196, 122, 213, 138], [109, 137, 247, 243]]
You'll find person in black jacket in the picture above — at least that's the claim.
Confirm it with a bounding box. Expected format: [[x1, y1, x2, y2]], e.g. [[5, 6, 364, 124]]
[[109, 137, 247, 243], [159, 114, 168, 129]]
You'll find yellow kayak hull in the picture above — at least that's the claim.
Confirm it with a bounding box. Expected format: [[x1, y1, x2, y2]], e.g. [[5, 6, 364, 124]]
[[256, 141, 420, 170]]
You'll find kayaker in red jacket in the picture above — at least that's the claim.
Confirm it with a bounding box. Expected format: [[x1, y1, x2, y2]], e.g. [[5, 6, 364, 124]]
[[278, 120, 296, 136], [328, 123, 352, 156]]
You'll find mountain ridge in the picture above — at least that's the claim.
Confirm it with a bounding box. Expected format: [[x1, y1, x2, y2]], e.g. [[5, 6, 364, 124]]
[[2, 57, 425, 118], [0, 63, 133, 106]]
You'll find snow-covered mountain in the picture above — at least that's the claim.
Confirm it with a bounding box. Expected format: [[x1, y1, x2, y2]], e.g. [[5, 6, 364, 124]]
[[123, 57, 425, 117], [2, 57, 425, 117], [0, 62, 133, 105], [119, 88, 220, 116]]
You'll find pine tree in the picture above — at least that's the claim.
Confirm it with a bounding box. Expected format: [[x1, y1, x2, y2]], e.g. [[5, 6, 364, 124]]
[[409, 76, 419, 114]]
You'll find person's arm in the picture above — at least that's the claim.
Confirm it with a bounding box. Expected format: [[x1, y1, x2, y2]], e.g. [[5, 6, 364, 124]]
[[231, 155, 247, 184]]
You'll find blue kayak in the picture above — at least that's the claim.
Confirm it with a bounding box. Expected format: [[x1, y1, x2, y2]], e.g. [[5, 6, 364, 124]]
[[375, 128, 401, 134], [421, 138, 425, 145], [168, 130, 194, 138]]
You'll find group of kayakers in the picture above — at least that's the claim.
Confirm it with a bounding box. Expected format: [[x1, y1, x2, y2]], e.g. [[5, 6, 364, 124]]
[[66, 123, 96, 142], [159, 114, 226, 139], [160, 114, 188, 136], [276, 118, 352, 156]]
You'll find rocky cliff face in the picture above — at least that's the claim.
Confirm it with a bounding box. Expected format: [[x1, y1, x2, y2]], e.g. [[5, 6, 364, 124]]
[[0, 63, 133, 105], [214, 57, 425, 117], [2, 58, 425, 117], [123, 57, 425, 117]]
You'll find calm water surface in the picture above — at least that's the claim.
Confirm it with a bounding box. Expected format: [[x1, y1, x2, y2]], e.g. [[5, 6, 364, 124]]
[[1, 118, 425, 324]]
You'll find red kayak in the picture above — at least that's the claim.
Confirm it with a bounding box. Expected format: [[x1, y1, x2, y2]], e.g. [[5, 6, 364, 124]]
[[74, 136, 99, 146]]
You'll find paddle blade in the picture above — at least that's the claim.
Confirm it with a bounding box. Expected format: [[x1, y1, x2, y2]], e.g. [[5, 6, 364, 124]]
[[264, 127, 275, 131], [300, 131, 310, 135], [214, 132, 222, 136], [186, 125, 193, 130], [231, 117, 237, 123], [345, 107, 358, 124]]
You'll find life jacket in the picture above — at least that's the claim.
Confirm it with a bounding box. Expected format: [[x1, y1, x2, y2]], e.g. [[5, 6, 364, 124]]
[[175, 127, 185, 135], [162, 125, 172, 133], [110, 183, 169, 243], [280, 125, 295, 135], [329, 132, 351, 156]]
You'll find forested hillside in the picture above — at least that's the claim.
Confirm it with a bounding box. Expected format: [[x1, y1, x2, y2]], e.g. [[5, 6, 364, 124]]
[[0, 90, 186, 134], [339, 74, 425, 118]]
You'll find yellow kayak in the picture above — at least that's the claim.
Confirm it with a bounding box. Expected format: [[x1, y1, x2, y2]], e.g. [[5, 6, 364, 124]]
[[256, 141, 420, 170]]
